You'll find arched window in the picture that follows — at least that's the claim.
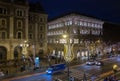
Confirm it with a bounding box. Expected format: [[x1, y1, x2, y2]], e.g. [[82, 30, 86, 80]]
[[28, 33, 33, 39], [0, 19, 7, 28], [17, 31, 22, 39], [2, 31, 6, 39]]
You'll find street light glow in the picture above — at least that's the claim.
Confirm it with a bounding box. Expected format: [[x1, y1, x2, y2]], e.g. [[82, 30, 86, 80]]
[[63, 34, 67, 38], [62, 28, 74, 81], [20, 40, 29, 58]]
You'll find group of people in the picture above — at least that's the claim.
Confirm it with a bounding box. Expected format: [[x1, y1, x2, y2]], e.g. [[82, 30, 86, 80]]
[[104, 75, 118, 81]]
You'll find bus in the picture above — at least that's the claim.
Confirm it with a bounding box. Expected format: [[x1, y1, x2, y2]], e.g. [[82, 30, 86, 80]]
[[46, 63, 66, 74]]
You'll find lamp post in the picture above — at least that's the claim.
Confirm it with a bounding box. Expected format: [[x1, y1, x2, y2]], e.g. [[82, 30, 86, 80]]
[[113, 64, 118, 73], [20, 40, 29, 58], [63, 33, 74, 81], [83, 70, 87, 81]]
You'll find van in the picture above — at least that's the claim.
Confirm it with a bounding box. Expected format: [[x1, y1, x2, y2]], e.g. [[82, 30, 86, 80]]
[[46, 63, 66, 74]]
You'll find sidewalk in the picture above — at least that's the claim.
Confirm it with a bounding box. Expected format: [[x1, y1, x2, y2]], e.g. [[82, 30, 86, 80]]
[[95, 70, 120, 81], [1, 65, 48, 81], [2, 57, 118, 81]]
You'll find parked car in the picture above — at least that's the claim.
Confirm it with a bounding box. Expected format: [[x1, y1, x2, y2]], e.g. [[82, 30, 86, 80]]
[[86, 60, 95, 65]]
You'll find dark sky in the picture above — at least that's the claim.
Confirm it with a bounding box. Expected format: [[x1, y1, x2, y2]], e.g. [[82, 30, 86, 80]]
[[29, 0, 120, 24]]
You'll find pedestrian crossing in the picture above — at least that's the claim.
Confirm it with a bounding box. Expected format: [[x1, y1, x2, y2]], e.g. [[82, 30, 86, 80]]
[[59, 68, 100, 81], [70, 69, 91, 80]]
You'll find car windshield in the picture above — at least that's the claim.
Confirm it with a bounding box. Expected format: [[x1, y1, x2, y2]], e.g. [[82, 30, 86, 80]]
[[48, 68, 53, 70]]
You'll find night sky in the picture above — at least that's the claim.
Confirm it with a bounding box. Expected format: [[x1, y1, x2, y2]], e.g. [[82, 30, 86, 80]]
[[29, 0, 120, 24]]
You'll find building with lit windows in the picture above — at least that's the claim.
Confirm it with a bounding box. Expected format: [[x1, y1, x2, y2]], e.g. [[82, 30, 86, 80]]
[[0, 0, 47, 61], [47, 12, 104, 60]]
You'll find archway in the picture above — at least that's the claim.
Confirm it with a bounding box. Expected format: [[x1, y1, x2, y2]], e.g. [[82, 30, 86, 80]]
[[0, 46, 7, 61], [14, 46, 22, 59]]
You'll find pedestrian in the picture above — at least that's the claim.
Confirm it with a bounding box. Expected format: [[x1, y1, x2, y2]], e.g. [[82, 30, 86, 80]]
[[108, 75, 113, 81], [70, 76, 74, 81], [113, 75, 117, 81], [6, 70, 8, 75], [104, 77, 108, 81], [91, 74, 96, 81], [0, 69, 4, 77]]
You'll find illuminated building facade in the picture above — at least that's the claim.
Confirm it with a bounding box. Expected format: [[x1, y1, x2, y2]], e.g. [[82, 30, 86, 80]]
[[0, 0, 47, 61], [47, 12, 104, 60]]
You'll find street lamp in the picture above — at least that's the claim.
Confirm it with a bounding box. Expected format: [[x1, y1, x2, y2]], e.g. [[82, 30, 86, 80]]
[[20, 40, 29, 58], [83, 70, 87, 81], [63, 33, 74, 81], [113, 64, 118, 73]]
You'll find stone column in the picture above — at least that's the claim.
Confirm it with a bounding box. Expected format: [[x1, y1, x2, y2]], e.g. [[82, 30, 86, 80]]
[[8, 15, 14, 60], [25, 10, 28, 40]]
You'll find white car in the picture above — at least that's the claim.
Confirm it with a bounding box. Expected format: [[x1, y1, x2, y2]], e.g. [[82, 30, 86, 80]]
[[86, 60, 95, 65], [95, 60, 104, 66]]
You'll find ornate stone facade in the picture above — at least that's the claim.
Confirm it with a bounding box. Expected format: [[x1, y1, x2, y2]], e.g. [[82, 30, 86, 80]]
[[47, 12, 104, 60], [0, 0, 47, 61]]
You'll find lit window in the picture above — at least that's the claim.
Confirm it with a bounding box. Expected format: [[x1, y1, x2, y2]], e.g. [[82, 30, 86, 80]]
[[95, 24, 97, 28], [92, 23, 94, 27], [69, 21, 72, 25], [60, 39, 67, 43], [74, 39, 79, 44], [80, 21, 83, 26], [73, 29, 77, 34], [65, 21, 68, 26], [88, 22, 90, 27], [84, 22, 87, 26], [75, 21, 78, 25]]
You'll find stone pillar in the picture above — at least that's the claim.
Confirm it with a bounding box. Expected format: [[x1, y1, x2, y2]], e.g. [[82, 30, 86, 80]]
[[25, 10, 28, 40], [8, 16, 14, 60], [35, 23, 38, 41], [44, 23, 47, 54]]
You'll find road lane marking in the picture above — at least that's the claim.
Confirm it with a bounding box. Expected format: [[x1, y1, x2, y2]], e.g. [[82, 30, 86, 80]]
[[2, 72, 46, 81]]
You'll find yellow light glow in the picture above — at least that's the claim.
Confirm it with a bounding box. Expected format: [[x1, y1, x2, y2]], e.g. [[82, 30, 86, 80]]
[[63, 34, 67, 38], [113, 64, 118, 70]]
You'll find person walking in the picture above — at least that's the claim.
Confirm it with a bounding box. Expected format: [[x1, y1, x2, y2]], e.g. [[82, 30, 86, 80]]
[[104, 77, 108, 81], [91, 74, 96, 81], [70, 76, 74, 81]]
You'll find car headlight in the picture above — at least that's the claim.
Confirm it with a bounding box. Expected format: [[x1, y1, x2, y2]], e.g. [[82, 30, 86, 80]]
[[98, 63, 101, 64], [88, 62, 91, 64]]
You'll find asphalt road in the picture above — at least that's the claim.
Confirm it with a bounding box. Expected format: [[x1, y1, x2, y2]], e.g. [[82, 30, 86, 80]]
[[3, 56, 120, 81]]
